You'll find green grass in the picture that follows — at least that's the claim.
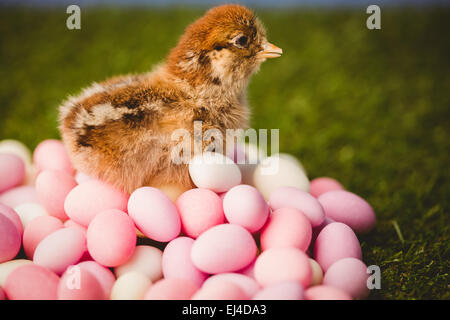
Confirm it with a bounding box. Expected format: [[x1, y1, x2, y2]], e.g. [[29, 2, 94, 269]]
[[0, 6, 449, 299]]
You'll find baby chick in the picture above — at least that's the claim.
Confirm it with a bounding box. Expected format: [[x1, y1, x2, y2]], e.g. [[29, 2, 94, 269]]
[[59, 4, 282, 194]]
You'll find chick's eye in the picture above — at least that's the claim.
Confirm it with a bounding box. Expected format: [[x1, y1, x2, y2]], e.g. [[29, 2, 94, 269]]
[[234, 35, 248, 48]]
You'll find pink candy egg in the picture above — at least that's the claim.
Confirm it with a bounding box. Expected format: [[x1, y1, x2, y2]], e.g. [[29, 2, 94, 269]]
[[4, 264, 59, 300], [237, 259, 256, 278], [87, 209, 136, 267], [64, 219, 87, 235], [313, 222, 362, 272], [23, 215, 64, 259], [304, 285, 352, 300], [74, 171, 94, 184], [260, 207, 312, 252], [144, 278, 199, 300], [128, 187, 180, 242], [0, 203, 23, 235], [323, 258, 369, 299], [253, 281, 304, 300], [58, 267, 104, 300], [310, 177, 344, 198], [0, 213, 21, 263], [0, 153, 25, 193], [203, 273, 260, 298], [192, 280, 248, 300], [33, 139, 74, 175], [191, 224, 257, 274], [162, 237, 208, 286], [77, 261, 116, 299], [36, 170, 77, 220], [176, 188, 224, 238], [33, 226, 86, 274], [115, 245, 163, 282], [223, 185, 269, 233], [64, 179, 129, 227], [318, 190, 376, 234], [254, 247, 312, 288], [269, 186, 325, 227], [0, 185, 38, 208]]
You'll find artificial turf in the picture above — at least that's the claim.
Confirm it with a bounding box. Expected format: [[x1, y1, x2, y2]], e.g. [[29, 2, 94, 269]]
[[0, 5, 448, 299]]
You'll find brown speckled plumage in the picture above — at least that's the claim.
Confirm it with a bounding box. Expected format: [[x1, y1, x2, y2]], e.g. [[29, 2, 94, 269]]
[[59, 4, 282, 193]]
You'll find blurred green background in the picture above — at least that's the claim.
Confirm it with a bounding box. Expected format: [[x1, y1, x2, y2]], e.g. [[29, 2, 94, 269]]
[[0, 4, 449, 299]]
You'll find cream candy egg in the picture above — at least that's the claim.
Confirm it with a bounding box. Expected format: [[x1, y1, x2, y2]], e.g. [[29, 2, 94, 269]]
[[313, 222, 362, 272], [144, 278, 199, 300], [34, 226, 86, 274], [5, 264, 59, 300], [0, 213, 21, 263], [23, 215, 64, 259], [14, 202, 49, 229], [254, 247, 312, 288], [188, 152, 241, 193], [192, 280, 248, 300], [64, 179, 129, 227], [58, 267, 104, 300], [36, 170, 77, 220], [223, 185, 269, 233], [77, 261, 116, 299], [229, 143, 263, 186], [115, 245, 163, 282], [162, 237, 208, 286], [0, 139, 32, 168], [323, 258, 369, 299], [0, 259, 33, 287], [309, 258, 324, 286], [260, 207, 312, 252], [269, 186, 325, 227], [310, 177, 344, 198], [33, 139, 74, 175], [176, 188, 224, 238], [318, 190, 376, 234], [110, 271, 152, 300], [191, 224, 257, 274], [253, 153, 309, 200], [202, 273, 260, 298], [128, 187, 180, 242], [0, 203, 23, 235], [0, 186, 38, 208], [253, 281, 304, 300], [0, 153, 25, 193], [87, 209, 136, 267], [304, 285, 352, 300]]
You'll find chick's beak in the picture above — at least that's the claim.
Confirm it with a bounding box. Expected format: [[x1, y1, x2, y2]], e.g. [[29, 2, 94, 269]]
[[259, 42, 283, 59]]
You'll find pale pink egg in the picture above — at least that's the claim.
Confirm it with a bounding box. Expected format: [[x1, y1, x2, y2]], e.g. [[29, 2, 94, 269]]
[[254, 247, 312, 288], [318, 190, 376, 234], [0, 213, 21, 263], [304, 285, 352, 300], [162, 237, 208, 286], [87, 209, 136, 267], [0, 203, 23, 235], [313, 222, 362, 272], [77, 261, 116, 299], [0, 153, 25, 193], [192, 280, 248, 300], [64, 179, 129, 227], [0, 286, 5, 300], [58, 267, 104, 300], [0, 185, 38, 208], [128, 187, 180, 242], [176, 188, 224, 238], [74, 171, 94, 184], [311, 216, 335, 244], [223, 185, 269, 233], [191, 224, 257, 274], [269, 186, 325, 227], [23, 215, 64, 259], [323, 258, 369, 299], [64, 219, 87, 235], [33, 227, 86, 275], [260, 207, 312, 252], [115, 245, 163, 282], [253, 281, 304, 300], [310, 177, 344, 198], [237, 259, 256, 278], [203, 273, 260, 298], [144, 278, 199, 300], [33, 139, 74, 175], [36, 170, 77, 220], [4, 264, 59, 300]]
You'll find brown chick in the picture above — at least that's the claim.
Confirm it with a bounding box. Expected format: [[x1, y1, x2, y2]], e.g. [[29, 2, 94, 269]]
[[59, 4, 282, 194]]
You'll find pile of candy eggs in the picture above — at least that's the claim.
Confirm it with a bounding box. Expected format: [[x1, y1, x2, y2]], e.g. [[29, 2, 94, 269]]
[[0, 138, 376, 300]]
